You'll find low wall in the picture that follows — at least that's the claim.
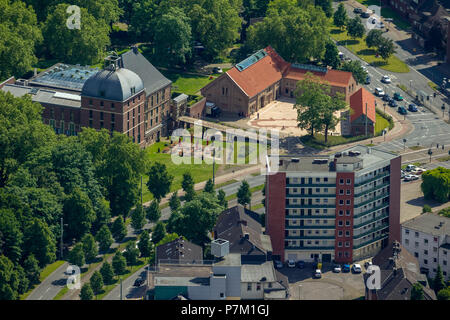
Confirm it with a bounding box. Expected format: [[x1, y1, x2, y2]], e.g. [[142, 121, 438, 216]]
[[186, 97, 206, 119]]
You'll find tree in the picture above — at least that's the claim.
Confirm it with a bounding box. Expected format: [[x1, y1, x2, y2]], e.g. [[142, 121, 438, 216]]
[[23, 254, 40, 285], [204, 179, 215, 194], [421, 167, 450, 203], [433, 265, 446, 294], [347, 16, 365, 40], [410, 283, 424, 300], [156, 233, 183, 247], [0, 0, 42, 79], [170, 193, 222, 245], [217, 189, 227, 209], [42, 4, 111, 65], [377, 37, 396, 61], [169, 191, 181, 212], [63, 188, 96, 241], [111, 216, 127, 242], [152, 221, 166, 245], [81, 234, 98, 263], [90, 271, 104, 295], [68, 243, 85, 268], [437, 287, 450, 300], [100, 262, 114, 285], [333, 3, 347, 29], [340, 60, 367, 84], [182, 172, 195, 202], [146, 200, 161, 223], [237, 180, 252, 208], [23, 218, 56, 268], [138, 230, 152, 257], [146, 162, 173, 201], [322, 92, 347, 142], [246, 4, 329, 63], [422, 205, 432, 213], [96, 225, 113, 253], [323, 41, 340, 69], [0, 255, 20, 300], [0, 209, 22, 264], [124, 241, 139, 266], [153, 7, 192, 65], [315, 0, 332, 18], [80, 283, 94, 300], [131, 203, 146, 231], [293, 73, 328, 136], [365, 29, 384, 49], [128, 0, 159, 42], [112, 252, 127, 275]]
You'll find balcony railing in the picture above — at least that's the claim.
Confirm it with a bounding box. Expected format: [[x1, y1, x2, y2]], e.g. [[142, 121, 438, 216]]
[[353, 203, 389, 219], [353, 234, 388, 250], [285, 246, 335, 251], [354, 194, 389, 209], [355, 172, 390, 187], [353, 224, 389, 240], [354, 182, 390, 198], [353, 213, 389, 229]]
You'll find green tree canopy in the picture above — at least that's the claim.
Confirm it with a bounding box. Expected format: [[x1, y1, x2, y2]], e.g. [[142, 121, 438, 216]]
[[203, 179, 215, 194], [63, 188, 96, 241], [182, 172, 195, 202], [23, 218, 56, 267], [138, 230, 152, 257], [68, 243, 85, 268], [111, 216, 127, 242], [421, 167, 450, 203], [42, 4, 111, 65], [96, 225, 113, 253], [377, 37, 396, 61], [23, 254, 41, 285], [347, 16, 365, 39], [323, 41, 340, 69], [146, 200, 161, 223], [124, 241, 139, 266], [339, 60, 366, 84], [365, 29, 384, 49], [100, 261, 115, 285], [152, 221, 166, 245], [90, 270, 104, 295], [0, 209, 22, 264], [410, 283, 424, 300], [146, 162, 173, 201], [217, 189, 227, 209], [237, 180, 252, 208], [80, 283, 94, 300], [0, 255, 20, 300], [169, 191, 181, 212], [131, 203, 146, 231], [81, 234, 98, 263], [433, 265, 446, 294], [112, 252, 127, 275], [333, 3, 347, 29]]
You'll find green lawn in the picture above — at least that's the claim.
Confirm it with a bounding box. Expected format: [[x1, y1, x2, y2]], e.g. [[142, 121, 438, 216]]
[[330, 28, 409, 73], [375, 113, 389, 135], [162, 71, 215, 95]]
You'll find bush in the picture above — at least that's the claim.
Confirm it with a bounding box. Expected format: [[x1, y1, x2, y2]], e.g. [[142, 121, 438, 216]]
[[422, 205, 432, 213], [421, 167, 450, 203]]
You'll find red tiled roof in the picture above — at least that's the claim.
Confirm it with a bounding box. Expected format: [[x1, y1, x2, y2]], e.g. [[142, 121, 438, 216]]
[[226, 46, 354, 97], [226, 46, 288, 97], [283, 66, 353, 88], [350, 87, 376, 123]]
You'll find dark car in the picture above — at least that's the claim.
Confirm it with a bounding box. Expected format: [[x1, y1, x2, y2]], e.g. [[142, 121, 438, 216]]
[[365, 75, 371, 84], [389, 99, 398, 107], [361, 11, 371, 18], [408, 103, 418, 112], [133, 277, 145, 287], [398, 106, 407, 115], [354, 8, 363, 14], [297, 260, 306, 269], [342, 264, 351, 273], [382, 94, 391, 102], [393, 92, 403, 101]]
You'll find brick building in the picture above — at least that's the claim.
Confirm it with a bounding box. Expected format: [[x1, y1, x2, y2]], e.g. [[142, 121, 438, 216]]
[[200, 46, 357, 117], [341, 87, 377, 137], [265, 145, 401, 264], [1, 47, 172, 148]]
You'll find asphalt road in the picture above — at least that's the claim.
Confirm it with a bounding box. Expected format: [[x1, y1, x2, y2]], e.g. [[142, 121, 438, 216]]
[[26, 262, 69, 300]]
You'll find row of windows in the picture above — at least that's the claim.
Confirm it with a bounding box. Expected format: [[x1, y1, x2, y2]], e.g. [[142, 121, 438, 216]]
[[338, 178, 352, 185], [288, 177, 330, 184], [404, 229, 439, 242]]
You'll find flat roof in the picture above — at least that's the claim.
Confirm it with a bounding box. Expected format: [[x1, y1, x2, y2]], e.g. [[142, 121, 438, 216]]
[[241, 261, 277, 283], [402, 213, 450, 237]]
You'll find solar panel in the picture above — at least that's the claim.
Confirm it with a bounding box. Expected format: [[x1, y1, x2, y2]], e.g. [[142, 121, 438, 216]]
[[236, 49, 268, 72], [32, 65, 99, 90], [291, 63, 328, 74]]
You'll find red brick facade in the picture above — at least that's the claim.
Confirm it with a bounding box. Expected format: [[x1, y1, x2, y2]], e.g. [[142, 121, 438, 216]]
[[389, 157, 401, 243], [266, 172, 286, 260], [334, 172, 355, 263]]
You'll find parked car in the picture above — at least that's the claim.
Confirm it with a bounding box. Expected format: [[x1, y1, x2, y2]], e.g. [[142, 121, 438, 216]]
[[362, 66, 368, 73], [365, 75, 371, 84], [405, 164, 417, 172], [393, 92, 404, 101], [404, 174, 419, 181], [412, 168, 426, 174], [375, 87, 385, 96], [288, 259, 296, 268], [361, 11, 371, 18], [213, 67, 223, 74], [297, 260, 306, 269], [401, 170, 405, 179], [342, 264, 351, 273], [133, 277, 145, 287], [408, 103, 418, 112], [352, 264, 362, 273], [274, 260, 283, 269], [364, 261, 373, 269], [314, 269, 322, 279], [382, 94, 391, 102], [338, 52, 344, 60], [389, 99, 398, 107], [381, 75, 392, 84], [411, 174, 420, 180], [354, 7, 363, 14], [398, 106, 407, 115], [333, 264, 342, 273]]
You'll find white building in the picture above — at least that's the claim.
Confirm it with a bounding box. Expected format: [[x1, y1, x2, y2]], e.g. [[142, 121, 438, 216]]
[[401, 213, 450, 281]]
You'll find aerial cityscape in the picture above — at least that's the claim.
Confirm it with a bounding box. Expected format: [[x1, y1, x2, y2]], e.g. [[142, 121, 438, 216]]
[[1, 0, 450, 306]]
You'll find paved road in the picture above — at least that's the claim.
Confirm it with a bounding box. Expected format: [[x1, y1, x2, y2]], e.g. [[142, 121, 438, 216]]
[[26, 262, 69, 300]]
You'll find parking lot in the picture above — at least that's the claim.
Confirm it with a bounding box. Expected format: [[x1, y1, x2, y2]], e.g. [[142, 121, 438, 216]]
[[278, 262, 366, 300]]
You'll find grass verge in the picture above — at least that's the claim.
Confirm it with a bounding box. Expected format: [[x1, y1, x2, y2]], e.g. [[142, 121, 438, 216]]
[[20, 260, 66, 300]]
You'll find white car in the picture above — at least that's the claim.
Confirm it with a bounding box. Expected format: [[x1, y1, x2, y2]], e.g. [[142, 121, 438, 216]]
[[375, 87, 385, 96], [314, 269, 322, 278], [404, 174, 419, 181], [381, 75, 392, 84], [288, 259, 296, 268], [411, 167, 426, 174], [333, 264, 342, 273], [405, 164, 417, 172], [362, 66, 368, 73], [352, 264, 362, 273]]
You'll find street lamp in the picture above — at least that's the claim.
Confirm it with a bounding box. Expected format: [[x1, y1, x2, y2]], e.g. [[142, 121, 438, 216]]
[[212, 148, 216, 185], [383, 103, 386, 113], [428, 149, 433, 163], [442, 104, 446, 118], [403, 138, 407, 151]]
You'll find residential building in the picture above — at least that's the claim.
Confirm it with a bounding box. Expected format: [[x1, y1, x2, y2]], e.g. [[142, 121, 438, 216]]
[[265, 145, 401, 264], [0, 47, 172, 148], [401, 213, 450, 280], [200, 46, 356, 117], [341, 87, 377, 137], [155, 237, 203, 264], [213, 205, 273, 263], [365, 241, 436, 300]]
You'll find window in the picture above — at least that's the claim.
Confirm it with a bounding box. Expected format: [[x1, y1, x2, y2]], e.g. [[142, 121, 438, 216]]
[[338, 221, 343, 226], [338, 231, 343, 237], [424, 250, 428, 255], [247, 283, 251, 291], [316, 178, 320, 183], [339, 200, 344, 205], [405, 239, 409, 245], [345, 242, 350, 247], [346, 210, 351, 216], [424, 239, 428, 244], [345, 221, 350, 226], [424, 259, 428, 265], [256, 283, 261, 291], [405, 229, 410, 235], [339, 189, 344, 195], [346, 189, 351, 195], [346, 199, 351, 205], [414, 252, 419, 258], [415, 232, 419, 238], [339, 210, 344, 216], [324, 177, 328, 182], [444, 261, 447, 266], [100, 101, 104, 107], [339, 179, 344, 185], [346, 179, 351, 185], [345, 231, 350, 237]]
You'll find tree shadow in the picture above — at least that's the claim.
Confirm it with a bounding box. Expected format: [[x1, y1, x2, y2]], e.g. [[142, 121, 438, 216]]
[[337, 40, 359, 46], [371, 60, 389, 68], [357, 48, 377, 56], [330, 29, 345, 35]]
